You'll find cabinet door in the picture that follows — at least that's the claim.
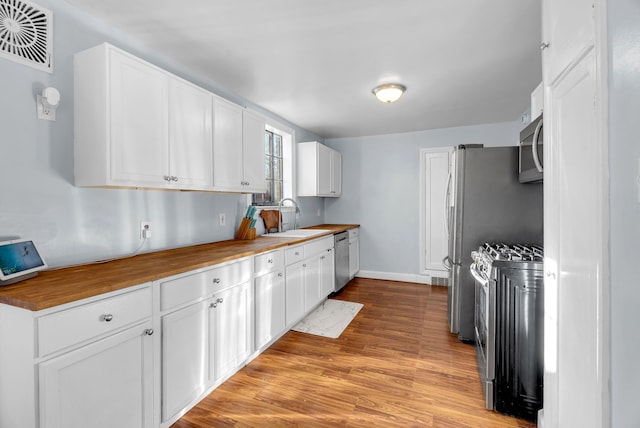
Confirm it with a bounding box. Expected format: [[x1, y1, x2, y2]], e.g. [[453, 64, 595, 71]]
[[169, 79, 213, 189], [39, 322, 153, 428], [209, 282, 252, 383], [212, 97, 244, 191], [544, 49, 607, 427], [242, 110, 266, 193], [320, 249, 336, 297], [349, 237, 360, 279], [161, 300, 209, 422], [542, 0, 594, 83], [330, 150, 342, 196], [304, 254, 323, 311], [285, 261, 305, 326], [110, 49, 169, 186], [317, 144, 333, 196], [254, 270, 286, 349]]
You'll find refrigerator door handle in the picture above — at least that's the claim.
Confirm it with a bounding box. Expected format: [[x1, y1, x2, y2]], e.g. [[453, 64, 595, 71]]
[[442, 256, 452, 271], [443, 170, 452, 238], [532, 118, 544, 173]]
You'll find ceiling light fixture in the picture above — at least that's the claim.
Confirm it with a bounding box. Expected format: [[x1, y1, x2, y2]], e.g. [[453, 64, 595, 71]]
[[372, 83, 406, 103]]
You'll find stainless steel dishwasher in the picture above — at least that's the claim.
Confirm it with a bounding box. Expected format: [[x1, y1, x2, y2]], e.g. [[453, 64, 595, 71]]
[[334, 231, 350, 293]]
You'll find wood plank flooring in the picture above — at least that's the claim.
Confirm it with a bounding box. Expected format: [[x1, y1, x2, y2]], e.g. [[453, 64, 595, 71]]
[[171, 278, 536, 427]]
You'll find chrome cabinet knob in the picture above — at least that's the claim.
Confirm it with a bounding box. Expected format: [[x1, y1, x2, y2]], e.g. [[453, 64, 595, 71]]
[[217, 298, 223, 304], [267, 258, 273, 264], [102, 314, 114, 322], [540, 42, 550, 50], [213, 278, 221, 284], [210, 302, 217, 308], [144, 328, 154, 336], [171, 176, 178, 182], [277, 272, 283, 277], [163, 175, 171, 182]]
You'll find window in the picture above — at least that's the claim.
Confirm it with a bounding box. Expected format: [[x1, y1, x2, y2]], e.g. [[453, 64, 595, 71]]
[[252, 122, 294, 206]]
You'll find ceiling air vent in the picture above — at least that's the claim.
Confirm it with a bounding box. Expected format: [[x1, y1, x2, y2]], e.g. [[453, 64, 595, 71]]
[[0, 0, 52, 73]]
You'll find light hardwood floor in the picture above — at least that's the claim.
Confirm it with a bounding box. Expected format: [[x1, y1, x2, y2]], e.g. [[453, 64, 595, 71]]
[[172, 278, 536, 427]]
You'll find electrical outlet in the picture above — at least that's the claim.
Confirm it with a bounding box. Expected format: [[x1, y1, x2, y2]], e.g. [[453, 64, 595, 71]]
[[140, 221, 152, 239], [219, 213, 226, 226]]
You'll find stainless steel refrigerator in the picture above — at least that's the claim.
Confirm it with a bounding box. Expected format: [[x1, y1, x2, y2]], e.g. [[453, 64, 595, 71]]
[[443, 145, 543, 342]]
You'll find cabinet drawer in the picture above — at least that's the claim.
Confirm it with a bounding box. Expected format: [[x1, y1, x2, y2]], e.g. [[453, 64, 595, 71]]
[[38, 286, 151, 357], [254, 249, 284, 275], [285, 245, 304, 266], [349, 228, 359, 239], [304, 236, 334, 257], [160, 258, 250, 311]]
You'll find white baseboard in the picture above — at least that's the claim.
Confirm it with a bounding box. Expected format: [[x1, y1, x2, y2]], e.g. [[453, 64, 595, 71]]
[[356, 270, 433, 284]]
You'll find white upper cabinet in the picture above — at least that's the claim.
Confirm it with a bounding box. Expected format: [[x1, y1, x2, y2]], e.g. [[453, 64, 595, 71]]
[[74, 43, 213, 190], [542, 0, 595, 83], [298, 141, 342, 197], [168, 79, 213, 189], [212, 97, 266, 193]]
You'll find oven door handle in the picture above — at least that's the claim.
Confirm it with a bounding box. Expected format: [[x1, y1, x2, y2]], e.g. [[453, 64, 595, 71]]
[[470, 263, 489, 286]]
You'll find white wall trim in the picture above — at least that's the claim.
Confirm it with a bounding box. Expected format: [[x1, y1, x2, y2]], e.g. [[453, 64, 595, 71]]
[[357, 270, 447, 285]]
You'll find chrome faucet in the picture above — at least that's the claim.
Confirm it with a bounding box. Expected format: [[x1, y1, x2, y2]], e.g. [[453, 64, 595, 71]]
[[277, 198, 301, 232]]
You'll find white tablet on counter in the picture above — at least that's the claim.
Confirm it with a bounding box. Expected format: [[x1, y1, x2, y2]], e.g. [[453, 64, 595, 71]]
[[0, 239, 48, 285]]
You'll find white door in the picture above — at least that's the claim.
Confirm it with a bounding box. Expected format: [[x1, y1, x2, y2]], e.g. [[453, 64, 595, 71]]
[[242, 110, 267, 193], [304, 255, 323, 311], [285, 261, 305, 326], [210, 282, 251, 383], [168, 79, 213, 189], [161, 300, 209, 422], [543, 47, 609, 427], [39, 323, 153, 428], [419, 148, 452, 274], [254, 270, 286, 349], [317, 144, 332, 196], [320, 249, 336, 297], [330, 150, 342, 196], [541, 0, 595, 83], [212, 97, 243, 190], [110, 50, 169, 186]]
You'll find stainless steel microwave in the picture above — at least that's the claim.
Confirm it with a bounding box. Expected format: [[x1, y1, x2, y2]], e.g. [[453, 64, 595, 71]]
[[519, 114, 543, 183]]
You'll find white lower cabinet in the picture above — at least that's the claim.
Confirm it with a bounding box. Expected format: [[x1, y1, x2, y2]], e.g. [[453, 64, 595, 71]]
[[161, 300, 209, 422], [254, 249, 286, 350], [284, 236, 335, 327], [285, 259, 306, 326], [39, 321, 154, 428], [348, 227, 360, 279], [209, 281, 252, 384], [157, 258, 252, 426]]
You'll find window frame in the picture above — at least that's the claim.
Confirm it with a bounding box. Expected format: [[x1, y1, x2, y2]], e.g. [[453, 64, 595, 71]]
[[249, 119, 296, 209]]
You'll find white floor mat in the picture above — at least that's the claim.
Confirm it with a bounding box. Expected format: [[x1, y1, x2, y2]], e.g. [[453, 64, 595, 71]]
[[292, 299, 363, 339]]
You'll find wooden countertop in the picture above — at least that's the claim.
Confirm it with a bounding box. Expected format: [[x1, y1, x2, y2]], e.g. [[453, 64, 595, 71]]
[[0, 224, 359, 311]]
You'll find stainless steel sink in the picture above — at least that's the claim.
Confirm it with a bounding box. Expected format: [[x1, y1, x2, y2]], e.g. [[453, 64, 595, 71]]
[[265, 229, 332, 238]]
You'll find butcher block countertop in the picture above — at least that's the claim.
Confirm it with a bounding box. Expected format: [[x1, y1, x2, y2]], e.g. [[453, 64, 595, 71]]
[[0, 224, 359, 311]]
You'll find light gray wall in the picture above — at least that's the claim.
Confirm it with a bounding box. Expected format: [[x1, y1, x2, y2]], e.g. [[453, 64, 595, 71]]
[[609, 0, 640, 425], [324, 121, 522, 277], [0, 0, 322, 268]]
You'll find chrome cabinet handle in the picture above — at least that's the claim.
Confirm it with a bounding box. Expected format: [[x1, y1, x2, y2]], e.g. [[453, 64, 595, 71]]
[[171, 176, 178, 182], [217, 298, 223, 304], [213, 278, 221, 284], [144, 328, 154, 336], [102, 314, 114, 322], [210, 302, 217, 308], [540, 42, 550, 50], [277, 272, 283, 277], [546, 271, 556, 279], [163, 175, 171, 182], [267, 258, 273, 264]]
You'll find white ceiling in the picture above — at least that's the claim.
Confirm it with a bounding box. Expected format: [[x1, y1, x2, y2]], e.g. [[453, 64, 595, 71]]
[[60, 0, 542, 139]]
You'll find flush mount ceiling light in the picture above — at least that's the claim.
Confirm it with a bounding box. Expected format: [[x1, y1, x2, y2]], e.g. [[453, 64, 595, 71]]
[[372, 83, 406, 103]]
